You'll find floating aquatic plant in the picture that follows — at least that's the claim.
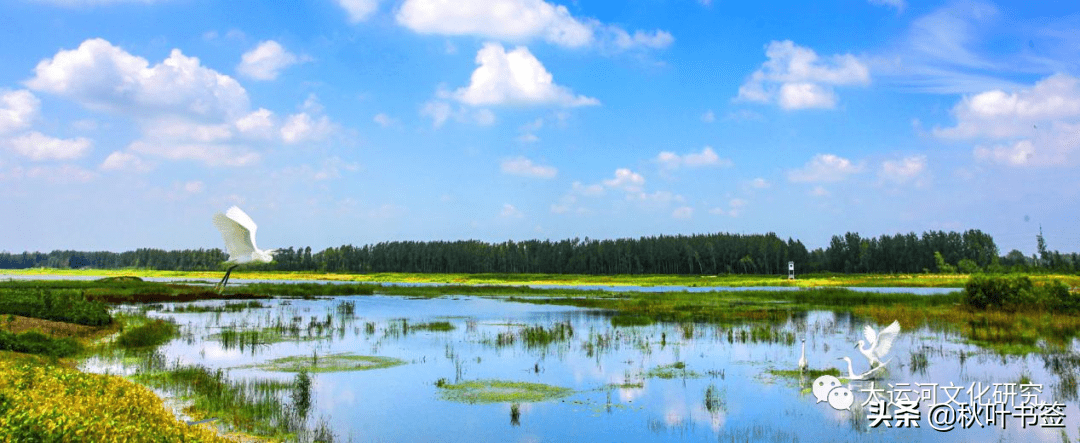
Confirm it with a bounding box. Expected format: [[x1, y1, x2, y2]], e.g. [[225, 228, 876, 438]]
[[437, 379, 573, 404], [258, 353, 405, 373]]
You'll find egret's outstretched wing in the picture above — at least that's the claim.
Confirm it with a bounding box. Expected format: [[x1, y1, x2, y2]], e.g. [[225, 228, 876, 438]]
[[863, 324, 878, 345], [213, 211, 255, 262], [225, 206, 259, 244], [872, 320, 902, 358], [226, 206, 262, 250]]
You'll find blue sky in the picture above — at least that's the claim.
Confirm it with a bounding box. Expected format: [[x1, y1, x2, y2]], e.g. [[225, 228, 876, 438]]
[[1, 0, 1078, 256]]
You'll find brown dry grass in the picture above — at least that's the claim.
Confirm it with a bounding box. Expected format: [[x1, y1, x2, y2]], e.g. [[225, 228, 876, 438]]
[[1, 314, 119, 342]]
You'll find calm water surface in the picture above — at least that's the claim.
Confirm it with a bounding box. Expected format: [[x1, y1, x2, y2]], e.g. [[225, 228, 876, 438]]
[[0, 273, 960, 294], [84, 294, 1076, 442]]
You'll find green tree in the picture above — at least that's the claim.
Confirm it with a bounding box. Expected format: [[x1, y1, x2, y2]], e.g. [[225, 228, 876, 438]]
[[957, 258, 980, 274], [934, 251, 956, 274], [1036, 225, 1049, 268]]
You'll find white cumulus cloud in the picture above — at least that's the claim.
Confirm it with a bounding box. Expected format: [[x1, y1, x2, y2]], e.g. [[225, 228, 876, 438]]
[[24, 164, 96, 184], [420, 100, 496, 127], [100, 151, 154, 172], [602, 27, 674, 51], [450, 42, 599, 107], [237, 40, 305, 81], [336, 0, 381, 23], [709, 198, 747, 217], [396, 0, 672, 52], [737, 40, 869, 110], [787, 153, 863, 183], [973, 140, 1036, 166], [500, 203, 524, 218], [397, 0, 593, 48], [8, 131, 92, 161], [500, 156, 557, 178], [183, 180, 204, 193], [0, 90, 40, 134], [281, 112, 334, 144], [373, 113, 398, 128], [879, 155, 927, 183], [128, 140, 258, 167], [235, 108, 276, 139], [778, 82, 836, 109], [26, 38, 249, 120], [603, 168, 645, 192], [672, 206, 693, 219], [934, 74, 1080, 166], [656, 146, 731, 170]]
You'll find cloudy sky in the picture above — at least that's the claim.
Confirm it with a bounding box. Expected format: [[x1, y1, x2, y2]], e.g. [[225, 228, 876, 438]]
[[2, 0, 1078, 255]]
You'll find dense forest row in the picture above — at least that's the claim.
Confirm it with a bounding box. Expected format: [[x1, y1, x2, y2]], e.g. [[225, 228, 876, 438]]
[[2, 229, 1078, 275]]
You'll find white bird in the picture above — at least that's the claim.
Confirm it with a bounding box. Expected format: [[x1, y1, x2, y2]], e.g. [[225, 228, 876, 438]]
[[838, 356, 889, 381], [212, 206, 277, 292], [856, 320, 901, 368], [798, 338, 808, 373]]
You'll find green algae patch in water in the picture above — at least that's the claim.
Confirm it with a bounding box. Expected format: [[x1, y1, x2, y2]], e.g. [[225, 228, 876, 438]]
[[645, 361, 702, 379], [437, 379, 573, 403], [260, 353, 405, 373]]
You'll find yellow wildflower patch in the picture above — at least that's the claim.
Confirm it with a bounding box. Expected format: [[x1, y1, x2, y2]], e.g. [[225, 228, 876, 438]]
[[0, 360, 234, 442]]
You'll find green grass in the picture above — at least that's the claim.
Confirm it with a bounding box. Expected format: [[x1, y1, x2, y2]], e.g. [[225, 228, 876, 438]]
[[0, 330, 83, 357], [16, 268, 1080, 288], [768, 367, 842, 379], [855, 301, 1080, 356], [436, 379, 573, 403], [610, 315, 654, 327], [233, 282, 376, 297], [168, 300, 266, 313], [133, 365, 308, 440], [0, 285, 111, 326], [513, 287, 959, 324], [115, 318, 178, 349], [210, 328, 285, 350], [0, 278, 375, 307], [0, 278, 266, 304], [521, 322, 573, 348], [407, 321, 455, 332]]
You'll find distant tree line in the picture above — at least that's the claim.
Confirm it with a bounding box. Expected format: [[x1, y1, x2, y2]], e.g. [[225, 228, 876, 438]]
[[1, 229, 1077, 275]]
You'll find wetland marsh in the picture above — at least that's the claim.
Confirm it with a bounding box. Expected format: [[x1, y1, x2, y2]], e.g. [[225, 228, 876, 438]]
[[2, 275, 1078, 441], [73, 284, 1080, 442]]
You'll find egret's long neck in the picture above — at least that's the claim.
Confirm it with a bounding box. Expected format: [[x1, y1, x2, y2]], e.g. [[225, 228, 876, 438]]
[[801, 342, 806, 359]]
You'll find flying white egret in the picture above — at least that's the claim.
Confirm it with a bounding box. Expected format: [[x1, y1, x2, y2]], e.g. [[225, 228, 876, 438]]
[[838, 356, 889, 381], [856, 320, 901, 368], [212, 206, 277, 292], [798, 338, 808, 373]]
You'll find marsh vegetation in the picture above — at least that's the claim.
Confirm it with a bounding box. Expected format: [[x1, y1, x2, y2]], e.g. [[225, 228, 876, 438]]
[[0, 274, 1078, 442]]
